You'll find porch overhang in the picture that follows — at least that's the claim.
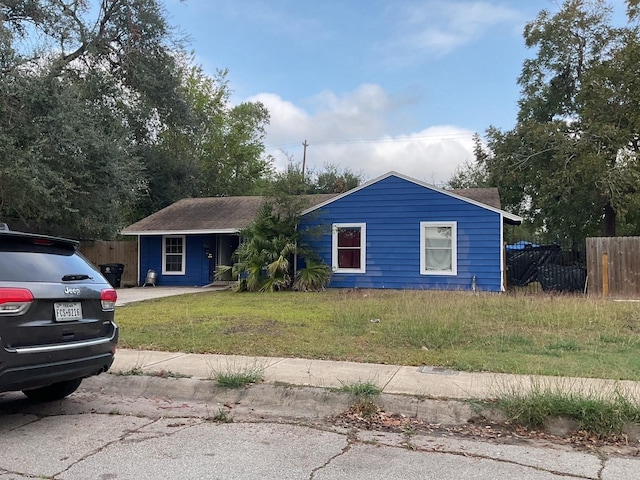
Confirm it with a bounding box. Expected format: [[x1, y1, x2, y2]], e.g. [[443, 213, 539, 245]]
[[121, 228, 241, 236]]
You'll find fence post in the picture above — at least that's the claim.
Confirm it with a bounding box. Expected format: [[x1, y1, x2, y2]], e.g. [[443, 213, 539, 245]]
[[602, 253, 609, 297], [503, 242, 507, 291]]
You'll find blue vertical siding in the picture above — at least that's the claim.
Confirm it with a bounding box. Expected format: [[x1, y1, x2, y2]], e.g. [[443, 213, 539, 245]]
[[139, 234, 215, 286], [299, 175, 505, 292], [139, 236, 161, 285]]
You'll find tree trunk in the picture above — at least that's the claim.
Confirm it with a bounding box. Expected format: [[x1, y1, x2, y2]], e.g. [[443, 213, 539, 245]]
[[603, 202, 616, 236]]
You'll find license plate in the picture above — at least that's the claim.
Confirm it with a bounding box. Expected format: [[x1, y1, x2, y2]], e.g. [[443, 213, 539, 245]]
[[54, 302, 83, 322]]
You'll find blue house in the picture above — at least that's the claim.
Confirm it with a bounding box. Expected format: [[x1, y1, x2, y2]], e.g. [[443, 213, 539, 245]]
[[122, 172, 521, 291], [298, 172, 521, 292]]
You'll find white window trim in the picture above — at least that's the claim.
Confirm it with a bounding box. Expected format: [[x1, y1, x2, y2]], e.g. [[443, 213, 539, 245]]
[[420, 222, 457, 276], [332, 223, 366, 273], [162, 235, 186, 275]]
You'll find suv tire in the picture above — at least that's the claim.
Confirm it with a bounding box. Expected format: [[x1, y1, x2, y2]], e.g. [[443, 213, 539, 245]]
[[22, 378, 83, 402]]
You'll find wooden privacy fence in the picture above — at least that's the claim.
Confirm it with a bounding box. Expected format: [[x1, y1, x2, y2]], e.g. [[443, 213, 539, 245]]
[[586, 237, 640, 298], [79, 240, 138, 287]]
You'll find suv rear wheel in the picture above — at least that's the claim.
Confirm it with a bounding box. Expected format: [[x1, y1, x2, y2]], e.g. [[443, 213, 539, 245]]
[[22, 378, 83, 402]]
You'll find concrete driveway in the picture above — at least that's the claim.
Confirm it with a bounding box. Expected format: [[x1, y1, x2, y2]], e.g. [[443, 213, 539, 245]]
[[115, 286, 228, 306]]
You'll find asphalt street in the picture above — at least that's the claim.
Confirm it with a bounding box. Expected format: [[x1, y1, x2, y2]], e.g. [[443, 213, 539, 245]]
[[1, 374, 639, 480]]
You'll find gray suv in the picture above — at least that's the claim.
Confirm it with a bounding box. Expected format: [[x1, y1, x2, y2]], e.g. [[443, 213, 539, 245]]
[[0, 225, 118, 401]]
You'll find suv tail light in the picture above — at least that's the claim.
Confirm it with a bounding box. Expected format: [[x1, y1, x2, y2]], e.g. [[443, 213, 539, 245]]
[[100, 288, 117, 311], [0, 288, 34, 314]]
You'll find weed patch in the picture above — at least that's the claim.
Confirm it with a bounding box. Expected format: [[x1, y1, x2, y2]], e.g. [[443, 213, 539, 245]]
[[153, 370, 192, 379], [112, 367, 191, 379], [492, 381, 640, 438], [115, 366, 144, 376], [209, 408, 233, 423], [338, 380, 382, 397], [212, 365, 264, 388]]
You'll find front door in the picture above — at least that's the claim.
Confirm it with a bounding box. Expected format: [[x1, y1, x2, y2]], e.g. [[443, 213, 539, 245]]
[[215, 234, 240, 281]]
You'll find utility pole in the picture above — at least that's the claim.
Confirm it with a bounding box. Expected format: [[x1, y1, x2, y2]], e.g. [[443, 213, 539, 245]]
[[302, 140, 308, 179]]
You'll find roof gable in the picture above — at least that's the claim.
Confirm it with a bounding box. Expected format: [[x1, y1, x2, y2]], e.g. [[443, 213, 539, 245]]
[[301, 171, 522, 224]]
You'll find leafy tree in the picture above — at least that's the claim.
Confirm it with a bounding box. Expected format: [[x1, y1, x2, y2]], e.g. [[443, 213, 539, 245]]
[[451, 0, 640, 242], [0, 62, 145, 238], [314, 163, 361, 194], [261, 161, 362, 196], [263, 163, 312, 220], [194, 101, 273, 198], [0, 0, 186, 238], [448, 134, 491, 189], [0, 2, 274, 237], [132, 66, 273, 219], [260, 162, 363, 250]]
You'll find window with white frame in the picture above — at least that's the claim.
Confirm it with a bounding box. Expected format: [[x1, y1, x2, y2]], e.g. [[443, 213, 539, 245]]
[[420, 222, 457, 275], [332, 223, 366, 273], [163, 235, 185, 274]]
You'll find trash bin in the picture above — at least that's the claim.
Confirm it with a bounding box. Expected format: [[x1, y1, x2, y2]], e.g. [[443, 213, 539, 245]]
[[99, 263, 125, 288]]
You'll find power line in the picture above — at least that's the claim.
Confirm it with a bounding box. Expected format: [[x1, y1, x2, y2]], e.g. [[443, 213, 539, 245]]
[[266, 131, 476, 150]]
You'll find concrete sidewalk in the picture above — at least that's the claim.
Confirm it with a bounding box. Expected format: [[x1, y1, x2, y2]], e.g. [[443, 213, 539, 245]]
[[111, 348, 640, 401]]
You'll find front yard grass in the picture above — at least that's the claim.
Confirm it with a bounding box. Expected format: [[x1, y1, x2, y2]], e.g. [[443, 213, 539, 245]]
[[115, 289, 640, 381]]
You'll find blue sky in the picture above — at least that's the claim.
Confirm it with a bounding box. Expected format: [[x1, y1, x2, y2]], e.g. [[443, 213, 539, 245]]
[[164, 0, 628, 185]]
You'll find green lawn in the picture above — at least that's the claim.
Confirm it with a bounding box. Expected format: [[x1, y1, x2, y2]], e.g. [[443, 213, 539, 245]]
[[115, 289, 640, 381]]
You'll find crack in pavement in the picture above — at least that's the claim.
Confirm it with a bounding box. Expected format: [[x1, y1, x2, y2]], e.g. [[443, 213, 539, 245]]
[[308, 430, 356, 480], [12, 415, 203, 479], [48, 417, 163, 479], [386, 442, 600, 480]]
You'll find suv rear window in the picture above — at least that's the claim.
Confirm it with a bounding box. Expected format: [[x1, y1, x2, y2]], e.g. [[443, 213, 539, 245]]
[[0, 235, 98, 282]]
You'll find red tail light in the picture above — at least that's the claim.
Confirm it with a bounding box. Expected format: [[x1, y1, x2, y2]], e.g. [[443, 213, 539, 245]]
[[0, 288, 33, 314], [100, 288, 117, 311], [0, 288, 34, 304]]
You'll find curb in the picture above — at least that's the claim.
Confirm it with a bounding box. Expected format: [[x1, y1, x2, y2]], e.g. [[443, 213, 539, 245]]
[[82, 373, 479, 425]]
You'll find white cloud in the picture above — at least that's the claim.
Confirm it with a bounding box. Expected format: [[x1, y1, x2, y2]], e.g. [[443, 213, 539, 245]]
[[303, 128, 476, 186], [385, 1, 522, 61], [248, 86, 476, 186]]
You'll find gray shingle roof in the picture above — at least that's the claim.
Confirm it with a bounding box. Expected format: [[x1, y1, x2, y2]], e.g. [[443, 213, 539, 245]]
[[122, 187, 504, 235], [122, 194, 339, 235], [449, 188, 501, 210]]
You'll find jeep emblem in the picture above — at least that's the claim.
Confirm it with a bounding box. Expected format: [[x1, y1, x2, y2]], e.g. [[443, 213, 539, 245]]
[[64, 287, 81, 296]]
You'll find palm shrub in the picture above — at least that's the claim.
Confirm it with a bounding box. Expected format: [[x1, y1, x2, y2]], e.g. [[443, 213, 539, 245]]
[[261, 238, 296, 292], [216, 200, 331, 292], [294, 258, 332, 291]]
